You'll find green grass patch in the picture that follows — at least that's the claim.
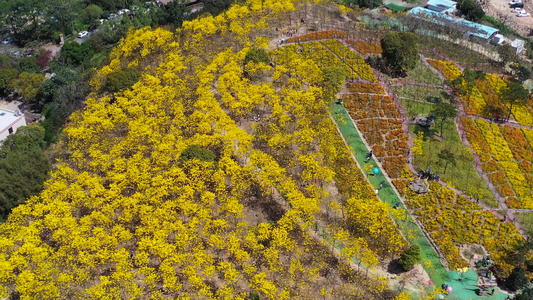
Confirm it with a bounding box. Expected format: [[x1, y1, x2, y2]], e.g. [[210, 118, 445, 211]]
[[418, 35, 490, 66], [382, 61, 443, 85], [398, 98, 498, 208], [406, 62, 443, 85], [392, 86, 448, 106], [515, 213, 533, 237]]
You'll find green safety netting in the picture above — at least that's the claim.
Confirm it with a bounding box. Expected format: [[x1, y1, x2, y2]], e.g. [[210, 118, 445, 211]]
[[329, 101, 512, 299]]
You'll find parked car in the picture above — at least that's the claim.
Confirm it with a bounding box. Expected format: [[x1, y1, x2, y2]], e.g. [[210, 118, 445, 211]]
[[118, 9, 131, 15], [510, 2, 524, 8], [517, 10, 530, 16], [510, 0, 522, 4], [77, 31, 89, 38], [513, 7, 526, 12], [108, 13, 118, 19], [87, 24, 98, 32], [2, 37, 13, 44]]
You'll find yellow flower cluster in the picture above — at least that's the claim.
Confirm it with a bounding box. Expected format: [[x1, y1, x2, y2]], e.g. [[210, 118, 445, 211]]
[[485, 74, 506, 94], [321, 40, 377, 82], [426, 59, 461, 80], [511, 105, 533, 126], [522, 128, 533, 147], [401, 182, 524, 272], [299, 42, 353, 78], [462, 86, 486, 116], [476, 120, 533, 207]]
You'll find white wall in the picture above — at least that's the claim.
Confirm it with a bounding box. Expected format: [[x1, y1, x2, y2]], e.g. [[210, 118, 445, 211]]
[[0, 116, 27, 141]]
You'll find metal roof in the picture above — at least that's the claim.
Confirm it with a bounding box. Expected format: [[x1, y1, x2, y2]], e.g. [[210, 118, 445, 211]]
[[427, 0, 457, 9], [408, 7, 499, 39]]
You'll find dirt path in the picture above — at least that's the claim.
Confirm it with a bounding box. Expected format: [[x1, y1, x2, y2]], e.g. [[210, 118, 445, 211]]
[[389, 82, 448, 89]]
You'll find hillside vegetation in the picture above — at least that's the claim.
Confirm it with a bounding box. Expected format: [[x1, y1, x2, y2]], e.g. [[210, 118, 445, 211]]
[[0, 0, 411, 299]]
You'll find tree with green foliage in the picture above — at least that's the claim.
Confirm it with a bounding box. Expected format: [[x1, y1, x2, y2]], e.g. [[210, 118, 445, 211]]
[[82, 0, 126, 11], [106, 69, 139, 93], [457, 0, 485, 22], [380, 32, 419, 72], [323, 66, 346, 99], [60, 42, 94, 66], [0, 55, 12, 69], [516, 286, 533, 300], [160, 0, 189, 27], [438, 149, 456, 174], [347, 0, 383, 9], [498, 44, 516, 66], [399, 244, 421, 271], [506, 266, 529, 291], [432, 102, 458, 138], [44, 0, 83, 34], [11, 72, 45, 104], [249, 292, 260, 300], [0, 123, 50, 222], [0, 69, 18, 96], [181, 145, 216, 162], [1, 0, 46, 45], [244, 48, 270, 65], [82, 4, 104, 24], [99, 17, 135, 45], [500, 81, 530, 121], [18, 57, 40, 73], [510, 62, 532, 83]]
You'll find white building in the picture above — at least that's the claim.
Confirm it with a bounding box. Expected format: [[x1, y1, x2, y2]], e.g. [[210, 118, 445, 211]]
[[0, 108, 26, 142], [511, 39, 525, 55]]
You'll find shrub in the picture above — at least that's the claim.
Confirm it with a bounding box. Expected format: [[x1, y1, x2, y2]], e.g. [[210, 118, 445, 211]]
[[399, 244, 421, 271], [506, 266, 528, 291], [18, 57, 40, 73], [61, 42, 94, 66], [516, 286, 533, 300], [244, 48, 270, 65], [181, 145, 216, 162], [105, 69, 139, 93], [380, 32, 419, 72]]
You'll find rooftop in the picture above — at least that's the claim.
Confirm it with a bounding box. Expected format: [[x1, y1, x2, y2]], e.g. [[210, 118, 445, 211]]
[[427, 0, 457, 8], [408, 7, 499, 39], [0, 108, 23, 134]]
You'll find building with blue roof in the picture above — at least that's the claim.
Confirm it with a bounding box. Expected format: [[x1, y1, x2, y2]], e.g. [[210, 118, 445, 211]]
[[407, 7, 499, 40], [426, 0, 456, 14]]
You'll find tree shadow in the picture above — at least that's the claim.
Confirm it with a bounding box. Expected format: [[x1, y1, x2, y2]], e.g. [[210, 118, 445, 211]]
[[366, 57, 407, 78], [387, 259, 405, 275], [426, 96, 442, 104], [412, 124, 437, 141]]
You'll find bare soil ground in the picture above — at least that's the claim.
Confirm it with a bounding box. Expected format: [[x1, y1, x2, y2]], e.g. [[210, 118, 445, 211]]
[[483, 0, 533, 36]]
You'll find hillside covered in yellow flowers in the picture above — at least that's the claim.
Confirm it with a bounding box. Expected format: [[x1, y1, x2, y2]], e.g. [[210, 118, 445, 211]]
[[0, 0, 418, 299]]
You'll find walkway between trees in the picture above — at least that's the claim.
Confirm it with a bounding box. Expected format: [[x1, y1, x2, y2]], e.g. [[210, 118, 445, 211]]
[[330, 101, 512, 299], [328, 101, 449, 287]]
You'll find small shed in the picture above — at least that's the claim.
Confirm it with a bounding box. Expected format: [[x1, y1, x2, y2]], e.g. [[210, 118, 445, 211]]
[[426, 0, 456, 13], [511, 39, 525, 55], [492, 34, 505, 45]]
